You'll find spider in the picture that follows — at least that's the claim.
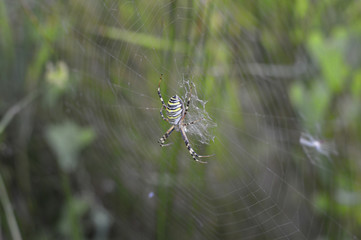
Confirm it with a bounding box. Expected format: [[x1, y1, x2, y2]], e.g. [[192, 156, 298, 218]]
[[157, 74, 212, 163]]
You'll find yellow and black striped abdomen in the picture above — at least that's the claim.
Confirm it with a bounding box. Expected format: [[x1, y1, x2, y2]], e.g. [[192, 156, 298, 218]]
[[166, 95, 183, 125]]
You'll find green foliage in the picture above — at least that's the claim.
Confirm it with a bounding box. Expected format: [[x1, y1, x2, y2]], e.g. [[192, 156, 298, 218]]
[[59, 196, 89, 239], [44, 61, 71, 107], [351, 70, 361, 98], [45, 121, 95, 173], [308, 29, 349, 93], [1, 0, 361, 239], [100, 26, 186, 53], [295, 0, 309, 19], [0, 0, 14, 61], [289, 5, 361, 236], [290, 27, 358, 130], [290, 80, 330, 128]]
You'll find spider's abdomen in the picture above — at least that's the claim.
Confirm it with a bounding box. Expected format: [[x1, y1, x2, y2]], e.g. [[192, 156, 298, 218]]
[[166, 95, 183, 125]]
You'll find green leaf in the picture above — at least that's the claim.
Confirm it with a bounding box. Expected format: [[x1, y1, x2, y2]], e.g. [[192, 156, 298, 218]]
[[97, 26, 186, 53], [308, 30, 349, 93], [45, 121, 95, 173], [314, 192, 329, 213], [309, 80, 330, 124], [351, 70, 361, 98], [289, 81, 304, 109], [59, 196, 89, 239], [295, 0, 308, 18]]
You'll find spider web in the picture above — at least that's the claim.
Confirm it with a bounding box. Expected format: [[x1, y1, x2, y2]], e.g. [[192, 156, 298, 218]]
[[176, 78, 217, 144], [46, 0, 360, 239]]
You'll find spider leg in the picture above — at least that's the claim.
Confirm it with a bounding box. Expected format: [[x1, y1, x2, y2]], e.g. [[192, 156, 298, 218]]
[[181, 82, 193, 121], [180, 127, 212, 163], [157, 74, 170, 122], [183, 118, 205, 127], [159, 106, 169, 122], [158, 125, 175, 147], [157, 73, 167, 109]]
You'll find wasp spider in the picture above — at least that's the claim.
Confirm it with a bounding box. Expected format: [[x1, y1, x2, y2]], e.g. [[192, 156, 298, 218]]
[[157, 74, 212, 163]]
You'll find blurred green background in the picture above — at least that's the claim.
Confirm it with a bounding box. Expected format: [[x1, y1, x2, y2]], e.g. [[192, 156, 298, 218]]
[[1, 0, 361, 239]]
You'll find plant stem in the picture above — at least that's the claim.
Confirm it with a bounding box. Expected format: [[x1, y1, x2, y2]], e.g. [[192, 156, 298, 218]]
[[0, 173, 23, 240], [0, 91, 37, 135]]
